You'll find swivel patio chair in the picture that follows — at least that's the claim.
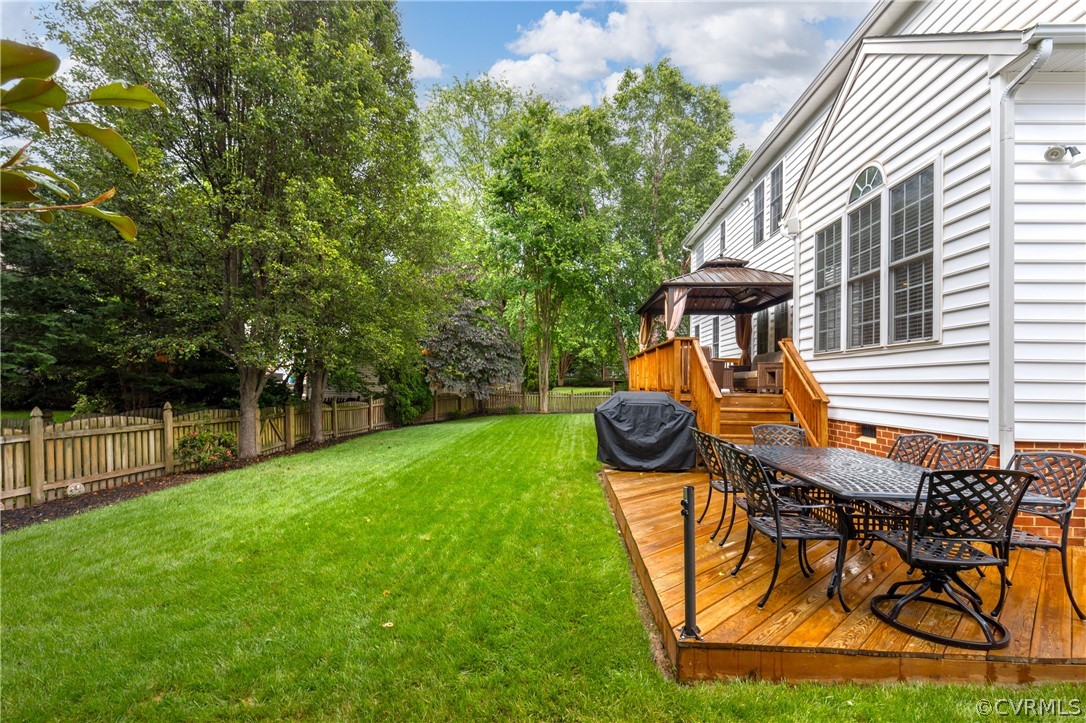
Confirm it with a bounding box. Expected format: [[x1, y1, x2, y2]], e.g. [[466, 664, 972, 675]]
[[887, 433, 939, 466], [928, 440, 994, 470], [690, 428, 739, 544], [1006, 452, 1086, 620], [870, 469, 1034, 650], [717, 441, 850, 611]]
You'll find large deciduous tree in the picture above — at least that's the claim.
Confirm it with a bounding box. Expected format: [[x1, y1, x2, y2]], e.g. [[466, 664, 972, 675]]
[[48, 0, 438, 457], [603, 60, 748, 369], [487, 101, 611, 412]]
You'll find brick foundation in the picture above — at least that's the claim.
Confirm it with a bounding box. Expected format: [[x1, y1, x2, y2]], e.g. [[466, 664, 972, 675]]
[[826, 419, 1086, 545]]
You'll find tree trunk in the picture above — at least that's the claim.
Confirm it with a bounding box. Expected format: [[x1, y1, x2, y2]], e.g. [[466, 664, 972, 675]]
[[612, 314, 630, 377], [556, 352, 572, 387], [292, 368, 307, 399], [238, 364, 269, 460], [538, 334, 551, 413], [308, 361, 329, 444]]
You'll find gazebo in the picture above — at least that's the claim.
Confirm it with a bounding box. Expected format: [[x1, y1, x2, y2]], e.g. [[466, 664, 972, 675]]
[[636, 256, 794, 363]]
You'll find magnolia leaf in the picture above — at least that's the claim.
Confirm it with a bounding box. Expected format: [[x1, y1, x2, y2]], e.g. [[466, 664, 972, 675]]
[[0, 170, 41, 203], [2, 142, 32, 169], [21, 165, 80, 194], [73, 205, 137, 241], [64, 121, 139, 173], [0, 40, 60, 84], [35, 209, 55, 223], [89, 82, 167, 110], [1, 78, 68, 112]]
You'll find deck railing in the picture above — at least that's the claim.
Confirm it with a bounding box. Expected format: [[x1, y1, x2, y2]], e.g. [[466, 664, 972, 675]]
[[780, 338, 829, 446], [628, 337, 721, 435]]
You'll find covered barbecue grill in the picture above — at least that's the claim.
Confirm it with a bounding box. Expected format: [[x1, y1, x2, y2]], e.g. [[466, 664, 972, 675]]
[[594, 392, 696, 471]]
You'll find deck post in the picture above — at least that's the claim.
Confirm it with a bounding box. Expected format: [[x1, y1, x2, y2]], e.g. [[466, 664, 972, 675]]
[[678, 484, 703, 641]]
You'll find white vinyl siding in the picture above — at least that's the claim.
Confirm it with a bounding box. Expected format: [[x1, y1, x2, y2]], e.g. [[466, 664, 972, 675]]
[[796, 50, 985, 437], [900, 0, 1086, 35], [1012, 73, 1086, 443]]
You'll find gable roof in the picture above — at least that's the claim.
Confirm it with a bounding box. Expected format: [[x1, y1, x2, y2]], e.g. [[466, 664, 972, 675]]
[[681, 0, 916, 251]]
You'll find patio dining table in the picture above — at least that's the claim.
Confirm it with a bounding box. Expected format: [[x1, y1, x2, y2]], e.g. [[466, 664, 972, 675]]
[[743, 444, 1059, 509], [740, 445, 1060, 601]]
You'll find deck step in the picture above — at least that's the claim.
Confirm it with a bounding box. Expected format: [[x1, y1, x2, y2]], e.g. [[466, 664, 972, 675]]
[[719, 393, 787, 409]]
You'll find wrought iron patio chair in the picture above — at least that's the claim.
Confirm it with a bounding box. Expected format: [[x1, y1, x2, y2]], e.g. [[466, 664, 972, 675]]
[[1006, 452, 1086, 620], [717, 441, 851, 611], [751, 424, 809, 447], [887, 433, 939, 466], [928, 440, 994, 470], [690, 428, 739, 544], [863, 433, 943, 542], [870, 469, 1034, 650]]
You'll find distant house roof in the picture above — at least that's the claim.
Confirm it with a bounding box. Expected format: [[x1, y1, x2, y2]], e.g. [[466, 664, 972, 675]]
[[636, 256, 794, 317]]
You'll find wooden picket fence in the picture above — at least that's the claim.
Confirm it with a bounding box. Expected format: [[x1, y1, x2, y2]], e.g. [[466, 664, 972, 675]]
[[0, 391, 613, 510]]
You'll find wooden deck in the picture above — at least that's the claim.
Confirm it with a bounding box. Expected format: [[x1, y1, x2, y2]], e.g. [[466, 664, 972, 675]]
[[602, 468, 1086, 683]]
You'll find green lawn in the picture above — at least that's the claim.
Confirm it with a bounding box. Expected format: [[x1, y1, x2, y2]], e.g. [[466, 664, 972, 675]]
[[2, 415, 1075, 720], [1, 408, 74, 423], [548, 386, 615, 395]]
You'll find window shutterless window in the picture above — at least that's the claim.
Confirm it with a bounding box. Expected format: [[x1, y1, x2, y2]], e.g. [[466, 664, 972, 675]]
[[712, 317, 720, 357], [889, 166, 935, 343], [770, 162, 783, 228], [814, 163, 936, 353], [753, 185, 764, 247], [848, 196, 881, 348], [719, 219, 726, 255], [814, 222, 842, 352]]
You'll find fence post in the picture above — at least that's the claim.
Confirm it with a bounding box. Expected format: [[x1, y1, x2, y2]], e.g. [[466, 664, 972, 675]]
[[28, 407, 46, 506], [163, 402, 175, 474], [368, 396, 375, 432], [569, 391, 574, 414], [331, 399, 339, 439], [678, 484, 703, 641], [284, 403, 295, 450]]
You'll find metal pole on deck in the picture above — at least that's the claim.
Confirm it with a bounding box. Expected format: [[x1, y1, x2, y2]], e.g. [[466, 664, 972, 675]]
[[678, 484, 703, 641]]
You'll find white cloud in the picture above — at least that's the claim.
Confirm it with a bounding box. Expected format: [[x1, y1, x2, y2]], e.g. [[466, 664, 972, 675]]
[[409, 49, 443, 80], [728, 75, 811, 115], [486, 1, 874, 118], [732, 112, 784, 150]]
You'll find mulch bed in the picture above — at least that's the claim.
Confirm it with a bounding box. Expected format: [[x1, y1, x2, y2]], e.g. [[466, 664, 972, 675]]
[[0, 436, 352, 534]]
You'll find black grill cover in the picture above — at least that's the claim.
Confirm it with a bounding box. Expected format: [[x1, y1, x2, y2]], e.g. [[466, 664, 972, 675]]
[[594, 392, 696, 471]]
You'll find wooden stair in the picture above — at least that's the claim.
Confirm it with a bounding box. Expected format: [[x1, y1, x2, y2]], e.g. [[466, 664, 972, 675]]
[[717, 392, 792, 444]]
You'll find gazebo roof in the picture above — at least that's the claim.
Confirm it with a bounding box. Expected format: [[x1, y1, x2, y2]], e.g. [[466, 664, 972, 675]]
[[636, 256, 794, 317]]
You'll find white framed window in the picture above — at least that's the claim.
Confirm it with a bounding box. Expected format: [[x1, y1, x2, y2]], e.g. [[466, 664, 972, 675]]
[[770, 162, 783, 229], [712, 317, 720, 357], [814, 163, 938, 353], [814, 222, 842, 352], [753, 184, 764, 247], [718, 219, 726, 256]]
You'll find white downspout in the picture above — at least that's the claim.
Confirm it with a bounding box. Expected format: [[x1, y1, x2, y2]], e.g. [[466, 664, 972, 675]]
[[994, 37, 1052, 466]]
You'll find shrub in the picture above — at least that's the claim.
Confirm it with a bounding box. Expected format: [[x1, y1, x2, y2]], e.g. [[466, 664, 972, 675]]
[[382, 364, 433, 426], [506, 405, 521, 415], [175, 423, 237, 470]]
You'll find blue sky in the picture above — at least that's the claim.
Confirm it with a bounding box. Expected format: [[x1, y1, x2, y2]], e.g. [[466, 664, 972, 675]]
[[3, 0, 875, 148]]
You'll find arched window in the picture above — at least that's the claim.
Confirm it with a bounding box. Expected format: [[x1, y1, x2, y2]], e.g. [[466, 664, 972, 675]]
[[849, 166, 883, 203]]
